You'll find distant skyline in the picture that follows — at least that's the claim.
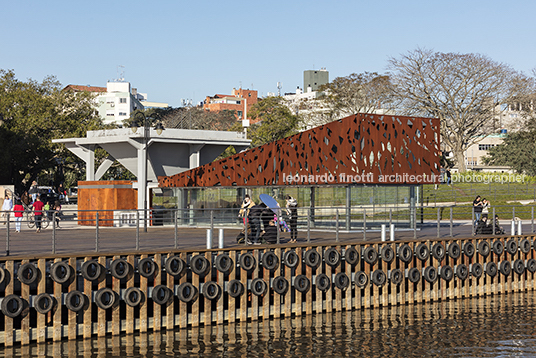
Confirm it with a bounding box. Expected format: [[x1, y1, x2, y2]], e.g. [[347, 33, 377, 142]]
[[2, 0, 535, 108]]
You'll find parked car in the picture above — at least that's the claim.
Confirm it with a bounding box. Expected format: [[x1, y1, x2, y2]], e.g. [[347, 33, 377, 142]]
[[37, 186, 60, 205]]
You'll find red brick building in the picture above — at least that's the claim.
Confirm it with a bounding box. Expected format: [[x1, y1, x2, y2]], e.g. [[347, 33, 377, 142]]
[[203, 88, 258, 120]]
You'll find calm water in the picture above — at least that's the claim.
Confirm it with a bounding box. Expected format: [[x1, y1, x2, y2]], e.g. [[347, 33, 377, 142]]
[[4, 292, 536, 357]]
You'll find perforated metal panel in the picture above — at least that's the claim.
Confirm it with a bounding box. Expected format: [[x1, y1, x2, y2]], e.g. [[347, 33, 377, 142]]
[[158, 113, 440, 188]]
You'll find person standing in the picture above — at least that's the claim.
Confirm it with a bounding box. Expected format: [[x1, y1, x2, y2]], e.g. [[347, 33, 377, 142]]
[[2, 192, 13, 225], [53, 200, 62, 228], [238, 195, 255, 225], [13, 200, 24, 233], [29, 181, 38, 202], [32, 195, 45, 233], [481, 198, 490, 219], [286, 195, 298, 243], [248, 202, 265, 245], [446, 168, 452, 186], [473, 195, 483, 230]]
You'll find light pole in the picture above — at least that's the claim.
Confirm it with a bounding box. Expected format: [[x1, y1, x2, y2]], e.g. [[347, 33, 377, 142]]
[[131, 112, 164, 232]]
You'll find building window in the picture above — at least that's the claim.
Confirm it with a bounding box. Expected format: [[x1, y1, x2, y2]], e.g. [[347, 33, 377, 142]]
[[237, 111, 243, 118], [119, 98, 127, 104], [119, 112, 127, 116], [106, 113, 114, 117], [478, 144, 496, 151]]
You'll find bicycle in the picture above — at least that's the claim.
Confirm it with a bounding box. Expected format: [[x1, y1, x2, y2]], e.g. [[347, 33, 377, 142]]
[[26, 212, 50, 229]]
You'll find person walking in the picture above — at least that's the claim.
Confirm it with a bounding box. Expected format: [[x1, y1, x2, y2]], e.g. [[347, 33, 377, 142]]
[[286, 195, 298, 243], [2, 192, 13, 225], [31, 195, 45, 232], [13, 200, 24, 233]]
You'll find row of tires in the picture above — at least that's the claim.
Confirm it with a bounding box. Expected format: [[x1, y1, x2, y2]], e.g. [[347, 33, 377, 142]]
[[6, 238, 535, 287], [2, 257, 534, 319]]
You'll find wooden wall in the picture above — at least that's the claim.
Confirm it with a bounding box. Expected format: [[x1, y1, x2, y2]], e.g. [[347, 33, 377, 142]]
[[0, 235, 534, 346]]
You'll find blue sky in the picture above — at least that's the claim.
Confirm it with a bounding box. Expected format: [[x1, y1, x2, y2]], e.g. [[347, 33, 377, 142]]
[[2, 0, 535, 107]]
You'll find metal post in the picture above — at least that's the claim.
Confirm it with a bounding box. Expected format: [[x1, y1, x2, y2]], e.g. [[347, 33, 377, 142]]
[[363, 209, 367, 241], [244, 216, 249, 245], [492, 207, 496, 235], [206, 229, 212, 249], [277, 214, 280, 245], [518, 220, 522, 236], [52, 212, 56, 254], [390, 223, 395, 241], [449, 207, 453, 237], [381, 224, 386, 242], [174, 209, 178, 249], [210, 210, 214, 248], [532, 207, 534, 233], [218, 228, 224, 248], [472, 208, 475, 236], [389, 208, 392, 228], [413, 207, 416, 239], [307, 207, 311, 243], [513, 207, 516, 221], [437, 207, 440, 238], [136, 211, 140, 251], [511, 220, 516, 236], [336, 209, 339, 242], [95, 211, 99, 252], [5, 213, 10, 256]]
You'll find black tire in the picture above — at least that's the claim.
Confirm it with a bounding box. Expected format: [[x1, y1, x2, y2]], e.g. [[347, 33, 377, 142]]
[[381, 245, 395, 263], [520, 239, 531, 254], [527, 258, 536, 273], [506, 239, 518, 255], [138, 258, 157, 278], [227, 280, 244, 298], [50, 261, 72, 284], [363, 247, 378, 265], [177, 282, 198, 303], [272, 276, 289, 295], [18, 262, 39, 285], [34, 293, 55, 314], [261, 251, 279, 271], [202, 281, 221, 300], [1, 295, 24, 318], [0, 266, 5, 285], [389, 268, 403, 285], [513, 259, 525, 275], [355, 271, 369, 288], [110, 258, 131, 280], [284, 250, 299, 268], [239, 253, 256, 271], [431, 243, 445, 260], [124, 287, 144, 307], [439, 265, 453, 282], [485, 262, 498, 277], [334, 272, 350, 290], [447, 243, 461, 259], [499, 261, 512, 276], [165, 256, 185, 277], [407, 267, 421, 283], [463, 242, 475, 258], [455, 264, 469, 280], [492, 240, 504, 255], [398, 244, 413, 263], [344, 247, 360, 265], [214, 254, 233, 273], [324, 248, 341, 267], [415, 243, 430, 261], [304, 249, 321, 268], [294, 275, 310, 293], [423, 266, 438, 283], [316, 273, 331, 291], [478, 241, 490, 257], [251, 278, 268, 296], [371, 270, 386, 287], [190, 255, 209, 276], [152, 285, 172, 306], [65, 291, 87, 312], [81, 260, 103, 282], [471, 263, 483, 278], [95, 287, 117, 310]]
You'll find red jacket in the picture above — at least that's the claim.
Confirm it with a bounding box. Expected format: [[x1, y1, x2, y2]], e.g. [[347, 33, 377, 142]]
[[13, 204, 24, 218], [32, 201, 45, 215]]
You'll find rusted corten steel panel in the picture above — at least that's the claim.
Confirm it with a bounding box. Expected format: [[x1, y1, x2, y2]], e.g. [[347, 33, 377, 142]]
[[158, 113, 441, 188]]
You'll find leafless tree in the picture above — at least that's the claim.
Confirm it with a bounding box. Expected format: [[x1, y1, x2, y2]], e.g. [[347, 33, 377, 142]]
[[387, 48, 531, 172]]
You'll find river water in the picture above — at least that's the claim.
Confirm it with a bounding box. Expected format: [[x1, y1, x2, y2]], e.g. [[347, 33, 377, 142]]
[[4, 292, 536, 357]]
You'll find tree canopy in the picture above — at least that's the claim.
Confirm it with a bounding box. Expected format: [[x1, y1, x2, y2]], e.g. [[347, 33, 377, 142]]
[[387, 48, 531, 172], [0, 69, 104, 192], [247, 96, 300, 147]]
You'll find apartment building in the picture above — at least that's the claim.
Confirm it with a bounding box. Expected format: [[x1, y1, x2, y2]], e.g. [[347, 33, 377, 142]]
[[203, 88, 258, 120]]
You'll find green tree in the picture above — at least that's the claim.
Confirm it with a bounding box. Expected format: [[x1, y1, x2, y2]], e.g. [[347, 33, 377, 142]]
[[484, 130, 536, 175], [247, 96, 300, 147], [0, 69, 104, 192]]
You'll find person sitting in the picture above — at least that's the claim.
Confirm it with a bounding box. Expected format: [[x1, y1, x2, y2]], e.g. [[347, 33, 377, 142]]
[[493, 215, 505, 235], [475, 216, 493, 235], [260, 219, 278, 244]]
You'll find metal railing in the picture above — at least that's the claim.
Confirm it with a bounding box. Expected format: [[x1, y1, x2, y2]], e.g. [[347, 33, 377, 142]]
[[1, 204, 535, 255]]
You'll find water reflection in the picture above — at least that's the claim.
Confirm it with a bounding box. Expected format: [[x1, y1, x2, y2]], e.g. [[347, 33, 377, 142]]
[[5, 292, 536, 357]]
